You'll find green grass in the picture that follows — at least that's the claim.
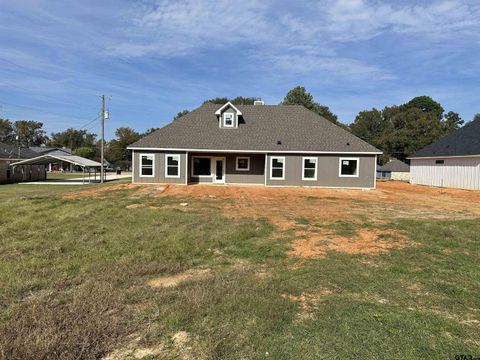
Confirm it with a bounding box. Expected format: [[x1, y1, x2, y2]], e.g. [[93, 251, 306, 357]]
[[46, 172, 85, 180], [0, 183, 479, 359]]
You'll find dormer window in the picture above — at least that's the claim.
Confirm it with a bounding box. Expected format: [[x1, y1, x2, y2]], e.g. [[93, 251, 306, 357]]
[[215, 101, 242, 129], [223, 113, 234, 127]]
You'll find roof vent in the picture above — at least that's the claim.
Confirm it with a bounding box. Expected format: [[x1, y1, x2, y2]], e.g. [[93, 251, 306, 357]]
[[277, 140, 282, 145], [254, 100, 265, 105]]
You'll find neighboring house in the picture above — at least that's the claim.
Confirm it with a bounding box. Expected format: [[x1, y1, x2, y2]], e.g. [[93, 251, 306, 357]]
[[0, 142, 46, 184], [377, 159, 410, 181], [409, 118, 480, 190], [128, 102, 381, 189], [29, 146, 73, 171]]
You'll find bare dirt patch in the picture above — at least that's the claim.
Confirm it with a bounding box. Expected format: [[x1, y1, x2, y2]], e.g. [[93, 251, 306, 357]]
[[63, 183, 167, 200], [282, 288, 334, 321], [147, 269, 211, 288], [64, 181, 480, 259], [290, 228, 408, 258]]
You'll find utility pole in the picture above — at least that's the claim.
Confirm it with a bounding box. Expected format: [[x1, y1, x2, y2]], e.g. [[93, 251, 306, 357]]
[[100, 95, 105, 183]]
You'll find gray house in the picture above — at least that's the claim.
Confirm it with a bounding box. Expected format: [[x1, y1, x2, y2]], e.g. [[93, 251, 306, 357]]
[[377, 158, 410, 181], [409, 117, 480, 190], [128, 102, 381, 189]]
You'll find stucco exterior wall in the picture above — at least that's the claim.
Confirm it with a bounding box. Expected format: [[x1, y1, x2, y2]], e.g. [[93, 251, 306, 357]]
[[390, 171, 410, 181], [410, 157, 480, 190], [132, 151, 187, 184]]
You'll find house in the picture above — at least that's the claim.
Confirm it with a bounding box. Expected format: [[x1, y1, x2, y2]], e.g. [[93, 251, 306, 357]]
[[0, 142, 46, 184], [409, 118, 480, 190], [29, 146, 73, 172], [128, 102, 381, 188], [377, 158, 410, 181]]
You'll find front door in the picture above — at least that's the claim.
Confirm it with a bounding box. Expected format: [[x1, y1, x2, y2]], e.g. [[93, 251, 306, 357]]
[[213, 157, 225, 184]]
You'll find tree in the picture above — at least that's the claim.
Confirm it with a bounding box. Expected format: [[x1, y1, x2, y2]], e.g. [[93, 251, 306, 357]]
[[204, 97, 257, 105], [380, 108, 444, 161], [49, 128, 96, 150], [473, 113, 480, 122], [73, 146, 96, 159], [351, 96, 461, 162], [173, 110, 190, 120], [349, 108, 386, 148], [13, 120, 48, 147], [442, 111, 463, 134], [0, 118, 14, 143], [281, 86, 339, 124], [105, 127, 141, 169], [403, 96, 444, 120]]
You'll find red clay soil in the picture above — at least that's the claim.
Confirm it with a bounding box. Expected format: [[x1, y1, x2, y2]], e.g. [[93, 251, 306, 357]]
[[63, 181, 480, 258]]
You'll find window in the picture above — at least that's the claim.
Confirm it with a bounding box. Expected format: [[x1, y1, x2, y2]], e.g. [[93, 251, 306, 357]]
[[435, 159, 445, 165], [192, 157, 211, 177], [302, 157, 317, 180], [223, 113, 234, 127], [339, 158, 359, 177], [165, 154, 180, 178], [270, 156, 285, 180], [236, 156, 250, 171], [140, 154, 155, 177]]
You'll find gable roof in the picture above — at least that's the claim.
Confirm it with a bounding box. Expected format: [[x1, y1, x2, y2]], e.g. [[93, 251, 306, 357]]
[[214, 101, 242, 116], [410, 119, 480, 158], [30, 146, 72, 155], [11, 154, 102, 168], [130, 103, 380, 154], [0, 142, 38, 160], [377, 159, 410, 172]]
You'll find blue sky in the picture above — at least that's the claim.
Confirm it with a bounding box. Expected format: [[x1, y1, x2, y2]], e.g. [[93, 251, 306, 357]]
[[1, 0, 479, 139]]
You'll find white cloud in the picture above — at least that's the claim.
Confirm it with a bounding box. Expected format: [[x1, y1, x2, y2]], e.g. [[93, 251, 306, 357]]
[[319, 0, 480, 41]]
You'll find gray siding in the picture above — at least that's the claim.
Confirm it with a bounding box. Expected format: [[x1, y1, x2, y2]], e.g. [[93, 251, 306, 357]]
[[265, 154, 376, 188], [187, 153, 264, 184], [219, 107, 239, 129], [133, 151, 186, 184], [225, 154, 264, 184], [132, 151, 376, 188]]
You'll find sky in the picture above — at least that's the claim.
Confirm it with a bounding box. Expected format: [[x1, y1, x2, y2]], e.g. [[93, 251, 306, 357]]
[[1, 0, 479, 140]]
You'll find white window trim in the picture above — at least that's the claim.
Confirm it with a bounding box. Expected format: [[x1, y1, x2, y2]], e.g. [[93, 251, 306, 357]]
[[165, 154, 181, 178], [339, 157, 360, 178], [223, 113, 235, 128], [270, 156, 285, 180], [140, 153, 155, 178], [191, 156, 213, 178], [236, 156, 250, 171], [302, 157, 318, 181]]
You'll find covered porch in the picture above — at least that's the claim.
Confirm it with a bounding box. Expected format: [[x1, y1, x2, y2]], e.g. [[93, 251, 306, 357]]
[[187, 152, 266, 185]]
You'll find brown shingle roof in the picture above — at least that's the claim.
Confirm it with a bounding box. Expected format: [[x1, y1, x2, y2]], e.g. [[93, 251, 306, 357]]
[[377, 159, 410, 172], [129, 103, 380, 153]]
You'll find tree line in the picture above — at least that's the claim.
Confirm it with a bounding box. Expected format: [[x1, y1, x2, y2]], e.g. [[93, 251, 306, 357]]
[[0, 86, 477, 168]]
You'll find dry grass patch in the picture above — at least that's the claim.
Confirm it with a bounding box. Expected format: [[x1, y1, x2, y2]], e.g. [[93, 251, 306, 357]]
[[147, 269, 211, 289], [290, 227, 408, 258]]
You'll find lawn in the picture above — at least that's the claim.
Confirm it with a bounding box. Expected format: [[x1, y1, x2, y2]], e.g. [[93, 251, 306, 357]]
[[0, 181, 479, 359], [46, 172, 86, 180]]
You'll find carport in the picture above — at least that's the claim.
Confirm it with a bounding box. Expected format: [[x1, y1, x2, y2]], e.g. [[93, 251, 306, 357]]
[[10, 154, 104, 184]]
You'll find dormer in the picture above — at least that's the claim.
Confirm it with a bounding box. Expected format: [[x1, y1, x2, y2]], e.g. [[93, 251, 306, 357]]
[[215, 102, 242, 129]]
